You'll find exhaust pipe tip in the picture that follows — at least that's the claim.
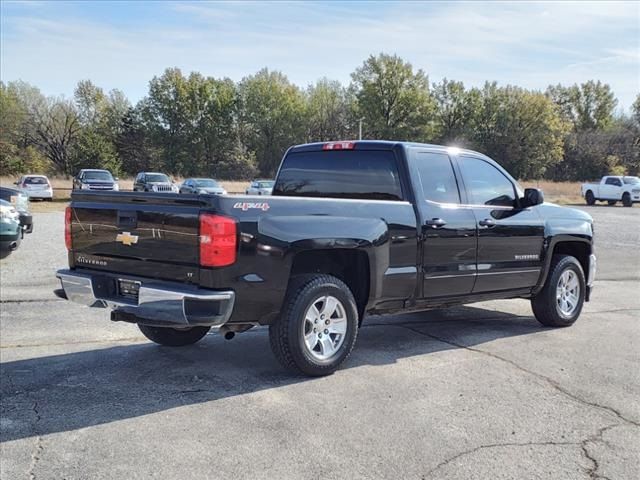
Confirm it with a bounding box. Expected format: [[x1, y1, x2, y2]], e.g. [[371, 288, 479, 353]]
[[9, 241, 18, 251], [224, 331, 235, 341]]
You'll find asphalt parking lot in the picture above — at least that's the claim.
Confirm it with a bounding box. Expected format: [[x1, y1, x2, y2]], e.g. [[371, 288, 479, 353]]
[[1, 205, 638, 479]]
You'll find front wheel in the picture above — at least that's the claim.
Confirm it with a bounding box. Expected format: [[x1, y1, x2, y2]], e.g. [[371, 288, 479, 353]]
[[585, 190, 595, 205], [531, 255, 585, 327], [622, 192, 632, 207], [138, 325, 211, 346], [269, 274, 359, 376]]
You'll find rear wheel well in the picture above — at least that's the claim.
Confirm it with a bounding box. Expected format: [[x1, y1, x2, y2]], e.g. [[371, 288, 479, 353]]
[[552, 241, 590, 276], [290, 249, 370, 319]]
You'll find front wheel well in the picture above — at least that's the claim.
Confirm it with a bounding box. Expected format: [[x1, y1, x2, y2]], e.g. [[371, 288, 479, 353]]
[[290, 249, 370, 319], [551, 241, 590, 277]]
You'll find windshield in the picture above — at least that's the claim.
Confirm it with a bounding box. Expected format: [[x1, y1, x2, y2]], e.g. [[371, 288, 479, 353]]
[[195, 179, 219, 187], [84, 171, 113, 181], [623, 176, 640, 185], [146, 174, 170, 183], [258, 181, 274, 188], [24, 177, 49, 185]]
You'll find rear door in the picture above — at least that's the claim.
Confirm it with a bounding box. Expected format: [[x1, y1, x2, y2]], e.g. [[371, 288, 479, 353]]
[[407, 149, 477, 298], [456, 155, 544, 293]]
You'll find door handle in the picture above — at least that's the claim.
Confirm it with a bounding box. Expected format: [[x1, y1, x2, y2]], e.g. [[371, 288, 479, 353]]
[[425, 218, 447, 228], [479, 218, 496, 227]]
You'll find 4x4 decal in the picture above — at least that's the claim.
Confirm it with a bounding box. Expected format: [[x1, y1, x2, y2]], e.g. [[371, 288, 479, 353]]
[[233, 202, 270, 211]]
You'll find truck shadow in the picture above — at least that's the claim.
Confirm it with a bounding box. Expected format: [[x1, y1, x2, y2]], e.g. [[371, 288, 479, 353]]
[[1, 305, 545, 443]]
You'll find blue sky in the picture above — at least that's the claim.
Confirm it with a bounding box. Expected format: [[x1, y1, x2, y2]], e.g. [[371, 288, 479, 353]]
[[2, 1, 639, 110]]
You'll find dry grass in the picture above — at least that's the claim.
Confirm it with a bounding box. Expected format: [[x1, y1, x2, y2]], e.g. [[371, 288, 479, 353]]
[[520, 180, 583, 205]]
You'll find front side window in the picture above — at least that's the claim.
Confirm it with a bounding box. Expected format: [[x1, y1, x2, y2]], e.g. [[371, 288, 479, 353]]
[[273, 150, 403, 201], [458, 156, 516, 207], [413, 152, 460, 204]]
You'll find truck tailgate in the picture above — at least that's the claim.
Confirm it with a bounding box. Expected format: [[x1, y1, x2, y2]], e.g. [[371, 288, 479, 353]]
[[69, 192, 208, 283]]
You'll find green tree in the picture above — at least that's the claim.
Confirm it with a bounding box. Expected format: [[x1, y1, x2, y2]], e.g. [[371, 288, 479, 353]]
[[472, 83, 568, 179], [350, 53, 435, 141], [431, 79, 480, 145], [632, 93, 640, 125], [546, 81, 617, 131], [305, 78, 350, 142], [239, 68, 306, 176]]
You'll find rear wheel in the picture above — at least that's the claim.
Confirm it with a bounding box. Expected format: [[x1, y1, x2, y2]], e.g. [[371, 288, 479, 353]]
[[585, 190, 595, 205], [622, 192, 632, 207], [531, 255, 585, 327], [607, 200, 617, 206], [138, 325, 211, 346], [269, 274, 359, 376]]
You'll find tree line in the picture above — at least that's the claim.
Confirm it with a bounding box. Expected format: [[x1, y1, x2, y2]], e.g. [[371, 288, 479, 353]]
[[1, 53, 638, 181]]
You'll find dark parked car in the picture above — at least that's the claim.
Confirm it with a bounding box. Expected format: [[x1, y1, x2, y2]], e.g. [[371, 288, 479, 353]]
[[180, 178, 227, 195], [56, 141, 596, 376], [0, 199, 22, 255], [0, 186, 33, 234], [73, 169, 119, 191], [133, 172, 179, 193]]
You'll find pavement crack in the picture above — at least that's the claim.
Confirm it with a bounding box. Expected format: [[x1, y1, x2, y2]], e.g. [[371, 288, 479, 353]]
[[422, 441, 578, 478], [27, 401, 43, 480], [364, 322, 640, 427]]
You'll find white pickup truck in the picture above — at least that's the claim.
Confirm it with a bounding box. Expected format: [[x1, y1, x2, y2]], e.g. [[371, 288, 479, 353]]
[[581, 176, 640, 207]]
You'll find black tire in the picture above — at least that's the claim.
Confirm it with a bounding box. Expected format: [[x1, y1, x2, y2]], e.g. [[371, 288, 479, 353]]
[[138, 325, 211, 346], [607, 200, 617, 206], [531, 255, 585, 328], [622, 192, 632, 207], [269, 274, 359, 376], [585, 190, 595, 205]]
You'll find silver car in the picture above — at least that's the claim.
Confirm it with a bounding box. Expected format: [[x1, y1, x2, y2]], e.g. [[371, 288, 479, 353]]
[[246, 180, 274, 195], [180, 178, 227, 195]]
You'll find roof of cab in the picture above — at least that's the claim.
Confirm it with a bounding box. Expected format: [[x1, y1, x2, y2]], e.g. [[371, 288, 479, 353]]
[[288, 140, 485, 158]]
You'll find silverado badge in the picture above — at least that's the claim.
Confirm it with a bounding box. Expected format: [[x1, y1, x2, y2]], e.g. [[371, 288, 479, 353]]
[[116, 232, 139, 246]]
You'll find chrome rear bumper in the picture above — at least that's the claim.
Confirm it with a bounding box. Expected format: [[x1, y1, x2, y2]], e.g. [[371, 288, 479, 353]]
[[56, 269, 235, 327]]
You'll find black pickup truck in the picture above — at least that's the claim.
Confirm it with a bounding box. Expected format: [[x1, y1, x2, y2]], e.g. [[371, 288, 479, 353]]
[[56, 141, 596, 376]]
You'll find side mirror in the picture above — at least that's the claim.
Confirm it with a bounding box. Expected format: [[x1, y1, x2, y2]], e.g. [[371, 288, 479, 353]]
[[523, 188, 544, 207]]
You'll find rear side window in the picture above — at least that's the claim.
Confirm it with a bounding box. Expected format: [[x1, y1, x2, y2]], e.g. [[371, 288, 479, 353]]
[[414, 152, 460, 204], [273, 150, 403, 201], [25, 177, 48, 185]]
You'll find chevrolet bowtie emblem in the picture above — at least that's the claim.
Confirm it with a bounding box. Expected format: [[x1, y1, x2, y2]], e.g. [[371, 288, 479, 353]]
[[116, 232, 139, 246]]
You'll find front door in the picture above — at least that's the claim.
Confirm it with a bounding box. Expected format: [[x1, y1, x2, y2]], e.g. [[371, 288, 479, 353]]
[[408, 150, 477, 298], [456, 155, 545, 293]]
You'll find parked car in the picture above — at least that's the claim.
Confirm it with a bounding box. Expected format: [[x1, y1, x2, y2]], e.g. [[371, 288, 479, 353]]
[[0, 199, 22, 255], [0, 187, 33, 234], [56, 140, 595, 376], [15, 175, 53, 200], [180, 178, 227, 195], [73, 169, 119, 191], [246, 179, 274, 195], [581, 176, 640, 207], [133, 172, 179, 193]]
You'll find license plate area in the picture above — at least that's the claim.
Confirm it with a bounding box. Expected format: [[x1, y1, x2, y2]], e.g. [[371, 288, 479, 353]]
[[118, 279, 141, 303]]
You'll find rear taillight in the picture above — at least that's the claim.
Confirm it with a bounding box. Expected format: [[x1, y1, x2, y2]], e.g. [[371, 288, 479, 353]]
[[323, 141, 355, 150], [65, 206, 72, 250], [199, 214, 237, 267]]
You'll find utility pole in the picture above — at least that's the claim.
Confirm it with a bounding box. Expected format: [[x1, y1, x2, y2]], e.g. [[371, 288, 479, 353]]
[[358, 118, 364, 140]]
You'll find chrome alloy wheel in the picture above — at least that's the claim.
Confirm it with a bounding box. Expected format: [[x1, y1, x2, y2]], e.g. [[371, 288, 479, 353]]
[[556, 270, 580, 317], [302, 295, 347, 361]]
